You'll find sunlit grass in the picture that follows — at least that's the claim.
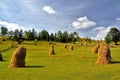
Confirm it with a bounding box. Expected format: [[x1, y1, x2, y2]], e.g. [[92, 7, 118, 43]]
[[0, 41, 120, 80]]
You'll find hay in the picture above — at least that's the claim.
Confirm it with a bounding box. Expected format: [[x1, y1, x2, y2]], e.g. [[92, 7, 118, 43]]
[[64, 44, 67, 49], [0, 52, 3, 61], [9, 46, 26, 68], [70, 45, 74, 50], [80, 43, 83, 46], [92, 44, 100, 54], [49, 45, 55, 55], [85, 43, 88, 46], [95, 44, 111, 64]]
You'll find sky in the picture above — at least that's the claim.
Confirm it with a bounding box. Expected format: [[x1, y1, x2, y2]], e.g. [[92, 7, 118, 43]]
[[0, 0, 120, 40]]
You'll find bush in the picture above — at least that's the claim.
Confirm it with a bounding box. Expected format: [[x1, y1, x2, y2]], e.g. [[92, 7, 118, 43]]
[[2, 39, 5, 41], [34, 39, 38, 45]]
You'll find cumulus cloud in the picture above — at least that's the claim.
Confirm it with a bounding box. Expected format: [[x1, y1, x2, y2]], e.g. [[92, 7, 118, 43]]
[[72, 16, 96, 29], [0, 20, 25, 31], [116, 17, 120, 21], [43, 6, 56, 14], [93, 26, 113, 40]]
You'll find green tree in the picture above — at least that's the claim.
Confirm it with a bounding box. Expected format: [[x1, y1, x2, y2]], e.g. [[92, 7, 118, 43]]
[[26, 30, 34, 40], [56, 31, 62, 42], [61, 31, 68, 42], [0, 26, 8, 36], [13, 29, 23, 44], [105, 27, 120, 45], [13, 29, 19, 40], [8, 30, 14, 40], [49, 33, 55, 41], [39, 30, 49, 41], [105, 33, 111, 44], [69, 33, 77, 43]]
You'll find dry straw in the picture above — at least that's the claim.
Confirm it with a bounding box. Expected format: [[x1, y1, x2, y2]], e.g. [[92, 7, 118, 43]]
[[9, 46, 26, 68], [95, 44, 111, 64], [92, 44, 100, 54], [80, 43, 83, 46], [64, 44, 67, 49], [70, 45, 74, 50], [49, 45, 55, 55]]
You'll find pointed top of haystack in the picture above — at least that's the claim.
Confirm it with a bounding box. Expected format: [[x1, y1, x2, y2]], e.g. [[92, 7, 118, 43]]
[[92, 44, 100, 54]]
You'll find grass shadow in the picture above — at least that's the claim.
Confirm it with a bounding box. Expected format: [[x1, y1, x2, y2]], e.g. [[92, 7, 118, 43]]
[[111, 61, 120, 64], [0, 60, 6, 62], [115, 43, 120, 45], [25, 66, 45, 68]]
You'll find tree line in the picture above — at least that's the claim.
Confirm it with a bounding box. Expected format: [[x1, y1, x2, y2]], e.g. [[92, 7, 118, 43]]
[[1, 26, 120, 45], [0, 26, 79, 44]]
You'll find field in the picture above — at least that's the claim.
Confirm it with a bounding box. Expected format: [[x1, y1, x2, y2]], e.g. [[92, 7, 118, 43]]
[[0, 41, 120, 80]]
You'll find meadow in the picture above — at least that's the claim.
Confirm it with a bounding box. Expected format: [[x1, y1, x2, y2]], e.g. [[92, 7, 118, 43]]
[[0, 41, 120, 80]]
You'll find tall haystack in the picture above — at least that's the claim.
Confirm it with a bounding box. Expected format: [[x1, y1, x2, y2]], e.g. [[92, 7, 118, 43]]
[[64, 44, 67, 49], [95, 44, 111, 64], [70, 45, 74, 50], [49, 45, 55, 55], [9, 46, 26, 68], [92, 44, 100, 54], [0, 52, 3, 61]]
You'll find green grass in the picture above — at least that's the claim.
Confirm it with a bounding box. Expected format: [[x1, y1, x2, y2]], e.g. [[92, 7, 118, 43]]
[[0, 41, 120, 80]]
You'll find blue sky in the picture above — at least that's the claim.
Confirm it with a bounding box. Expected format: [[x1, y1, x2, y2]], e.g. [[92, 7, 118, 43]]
[[0, 0, 120, 40]]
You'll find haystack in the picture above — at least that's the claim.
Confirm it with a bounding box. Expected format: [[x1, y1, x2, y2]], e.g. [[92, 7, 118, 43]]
[[80, 43, 83, 46], [0, 52, 3, 61], [70, 45, 74, 50], [9, 46, 26, 68], [92, 44, 100, 54], [64, 44, 67, 49], [85, 43, 88, 46], [95, 44, 111, 64], [49, 45, 55, 55]]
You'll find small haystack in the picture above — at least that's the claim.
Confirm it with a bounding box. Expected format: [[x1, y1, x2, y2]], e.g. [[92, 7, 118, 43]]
[[70, 45, 74, 50], [0, 52, 3, 61], [9, 46, 26, 68], [80, 43, 83, 46], [92, 44, 100, 54], [95, 44, 111, 64], [49, 45, 55, 55], [64, 44, 67, 49], [85, 43, 88, 46]]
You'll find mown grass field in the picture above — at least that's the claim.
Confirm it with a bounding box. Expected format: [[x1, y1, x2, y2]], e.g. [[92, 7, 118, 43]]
[[0, 41, 120, 80]]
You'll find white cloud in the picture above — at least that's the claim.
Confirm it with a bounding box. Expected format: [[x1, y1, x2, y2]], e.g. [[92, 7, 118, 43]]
[[93, 26, 113, 40], [0, 20, 25, 31], [116, 17, 120, 21], [43, 6, 56, 14], [72, 16, 96, 29], [93, 26, 106, 31]]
